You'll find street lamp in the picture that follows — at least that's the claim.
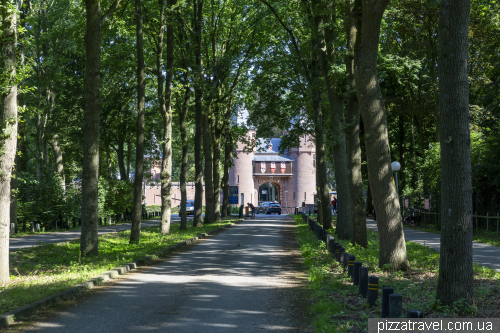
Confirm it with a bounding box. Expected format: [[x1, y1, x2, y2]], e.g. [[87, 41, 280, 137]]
[[391, 161, 401, 197]]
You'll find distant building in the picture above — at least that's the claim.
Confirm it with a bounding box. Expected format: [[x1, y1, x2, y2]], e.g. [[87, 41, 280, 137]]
[[229, 129, 316, 210]]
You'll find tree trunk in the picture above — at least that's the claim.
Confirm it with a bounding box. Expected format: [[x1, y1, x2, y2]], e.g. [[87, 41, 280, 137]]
[[193, 0, 204, 227], [313, 0, 351, 237], [203, 111, 215, 224], [130, 0, 146, 243], [345, 0, 367, 247], [160, 0, 176, 235], [80, 0, 101, 256], [51, 133, 66, 191], [212, 119, 222, 222], [436, 0, 473, 305], [104, 131, 113, 178], [0, 0, 18, 285], [117, 136, 127, 181], [221, 130, 232, 218], [354, 0, 409, 270], [179, 83, 190, 230]]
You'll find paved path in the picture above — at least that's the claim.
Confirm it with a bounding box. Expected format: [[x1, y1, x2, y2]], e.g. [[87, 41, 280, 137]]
[[9, 215, 206, 252], [366, 218, 500, 272], [19, 215, 307, 332]]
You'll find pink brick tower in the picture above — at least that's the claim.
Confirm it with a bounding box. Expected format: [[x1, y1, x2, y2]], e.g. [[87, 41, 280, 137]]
[[229, 129, 256, 205]]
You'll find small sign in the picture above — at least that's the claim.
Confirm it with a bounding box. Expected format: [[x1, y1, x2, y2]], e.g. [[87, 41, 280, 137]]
[[424, 199, 430, 210], [405, 199, 409, 208], [228, 186, 239, 204]]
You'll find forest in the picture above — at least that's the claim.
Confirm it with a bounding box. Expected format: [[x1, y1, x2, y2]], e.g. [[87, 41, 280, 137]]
[[1, 0, 499, 305]]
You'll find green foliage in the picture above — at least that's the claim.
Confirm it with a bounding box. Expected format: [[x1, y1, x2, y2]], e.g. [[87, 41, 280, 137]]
[[98, 177, 134, 217], [17, 171, 65, 222]]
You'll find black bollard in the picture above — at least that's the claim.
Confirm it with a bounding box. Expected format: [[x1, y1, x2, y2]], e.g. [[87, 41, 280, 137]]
[[359, 267, 369, 298], [22, 221, 27, 233], [327, 235, 334, 253], [367, 276, 379, 307], [331, 242, 338, 256], [347, 255, 355, 277], [343, 253, 350, 272], [353, 261, 362, 285], [407, 309, 423, 318], [381, 287, 394, 318], [335, 245, 342, 261], [339, 248, 346, 264], [389, 293, 402, 318]]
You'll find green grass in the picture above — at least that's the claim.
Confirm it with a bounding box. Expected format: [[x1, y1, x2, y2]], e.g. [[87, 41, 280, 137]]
[[294, 215, 500, 332], [2, 219, 237, 315]]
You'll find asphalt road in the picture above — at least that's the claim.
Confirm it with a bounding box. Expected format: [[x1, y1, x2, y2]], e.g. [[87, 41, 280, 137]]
[[9, 215, 205, 252], [19, 215, 308, 332], [366, 218, 500, 272]]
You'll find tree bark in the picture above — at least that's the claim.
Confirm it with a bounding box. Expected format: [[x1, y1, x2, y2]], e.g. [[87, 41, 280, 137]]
[[354, 0, 409, 270], [345, 0, 367, 247], [51, 133, 66, 191], [0, 0, 18, 285], [179, 82, 190, 230], [80, 0, 101, 256], [313, 0, 351, 237], [203, 111, 215, 224], [193, 0, 204, 227], [160, 0, 176, 235], [221, 129, 232, 218], [436, 0, 473, 305], [117, 134, 128, 181], [130, 0, 146, 243]]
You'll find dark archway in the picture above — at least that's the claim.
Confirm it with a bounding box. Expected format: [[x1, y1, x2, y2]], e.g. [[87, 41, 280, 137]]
[[258, 182, 280, 203]]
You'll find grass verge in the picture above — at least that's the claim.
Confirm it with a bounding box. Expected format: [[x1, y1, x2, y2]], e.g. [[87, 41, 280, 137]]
[[2, 219, 237, 315], [294, 215, 500, 333]]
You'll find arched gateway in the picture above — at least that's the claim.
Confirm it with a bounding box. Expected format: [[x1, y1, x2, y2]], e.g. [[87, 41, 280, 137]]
[[228, 129, 317, 213]]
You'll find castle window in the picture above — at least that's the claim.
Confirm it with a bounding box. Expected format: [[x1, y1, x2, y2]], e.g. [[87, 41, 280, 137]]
[[238, 175, 239, 183], [304, 192, 306, 200]]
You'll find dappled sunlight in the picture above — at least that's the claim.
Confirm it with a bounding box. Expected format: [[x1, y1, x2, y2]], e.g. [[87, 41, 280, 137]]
[[20, 216, 307, 332]]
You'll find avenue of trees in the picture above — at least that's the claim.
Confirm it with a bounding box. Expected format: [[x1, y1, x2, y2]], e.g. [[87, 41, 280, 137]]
[[1, 0, 499, 306]]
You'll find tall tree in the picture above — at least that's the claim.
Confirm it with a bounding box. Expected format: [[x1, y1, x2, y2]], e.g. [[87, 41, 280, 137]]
[[345, 0, 367, 247], [312, 0, 352, 235], [0, 0, 18, 285], [159, 0, 176, 234], [81, 0, 122, 255], [130, 0, 146, 243], [436, 0, 474, 305], [192, 0, 204, 227], [354, 0, 409, 270]]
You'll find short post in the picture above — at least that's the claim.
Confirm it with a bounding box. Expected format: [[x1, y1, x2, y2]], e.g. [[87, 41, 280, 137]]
[[389, 293, 403, 318], [339, 248, 346, 264], [367, 276, 379, 307], [22, 221, 27, 232], [326, 235, 334, 252], [35, 222, 40, 232], [335, 245, 342, 261], [407, 309, 423, 318], [381, 287, 394, 318], [347, 255, 355, 277], [239, 205, 243, 218], [30, 222, 35, 233], [359, 267, 368, 298], [343, 252, 350, 272], [10, 223, 16, 236], [353, 261, 362, 285]]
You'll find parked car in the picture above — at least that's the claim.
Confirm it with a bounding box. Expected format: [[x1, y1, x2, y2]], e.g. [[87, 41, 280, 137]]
[[266, 202, 282, 215], [180, 199, 194, 215], [256, 202, 273, 214]]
